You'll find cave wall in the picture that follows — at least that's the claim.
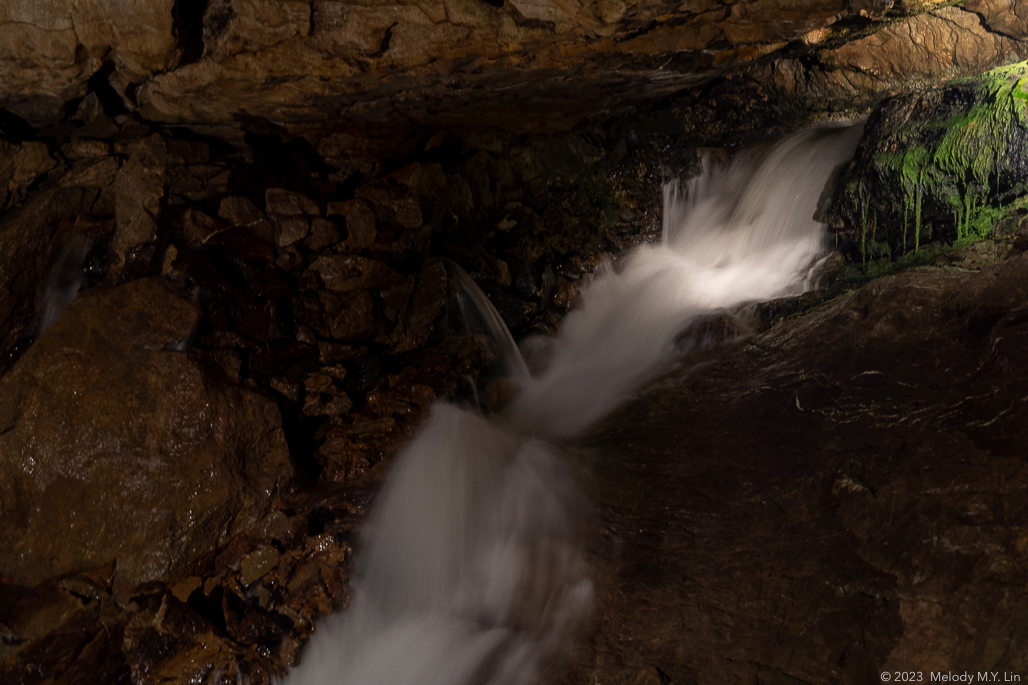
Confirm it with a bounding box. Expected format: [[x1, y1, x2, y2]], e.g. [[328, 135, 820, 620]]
[[3, 1, 1028, 683]]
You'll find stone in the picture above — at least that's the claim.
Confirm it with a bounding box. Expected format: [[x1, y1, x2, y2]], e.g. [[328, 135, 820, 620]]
[[0, 158, 123, 370], [308, 255, 400, 292], [304, 217, 341, 251], [276, 215, 309, 247], [827, 61, 1028, 260], [112, 135, 168, 272], [218, 195, 267, 226], [266, 188, 318, 216], [0, 139, 56, 211], [61, 138, 111, 159], [239, 546, 280, 586], [566, 245, 1028, 682], [318, 289, 378, 341], [390, 259, 448, 353], [175, 207, 227, 249], [356, 179, 423, 229], [330, 199, 377, 250], [0, 279, 294, 587]]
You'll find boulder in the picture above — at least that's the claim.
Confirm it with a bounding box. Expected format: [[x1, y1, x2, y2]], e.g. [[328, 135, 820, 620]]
[[569, 243, 1028, 683], [0, 157, 121, 371], [0, 139, 56, 212], [0, 278, 294, 587], [112, 135, 168, 273], [828, 61, 1028, 260]]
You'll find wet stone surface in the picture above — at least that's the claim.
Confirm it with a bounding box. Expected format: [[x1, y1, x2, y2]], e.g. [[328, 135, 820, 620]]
[[0, 80, 672, 683], [562, 233, 1028, 683]]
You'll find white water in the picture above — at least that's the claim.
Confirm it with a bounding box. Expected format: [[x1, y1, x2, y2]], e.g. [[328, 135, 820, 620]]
[[281, 124, 862, 685], [38, 234, 92, 335]]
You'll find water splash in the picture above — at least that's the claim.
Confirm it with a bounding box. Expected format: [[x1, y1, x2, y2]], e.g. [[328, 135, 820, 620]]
[[446, 259, 531, 385], [281, 123, 862, 684], [506, 124, 863, 438], [37, 234, 92, 335]]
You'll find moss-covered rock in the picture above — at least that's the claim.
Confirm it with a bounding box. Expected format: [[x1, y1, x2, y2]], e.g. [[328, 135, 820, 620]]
[[828, 60, 1028, 263]]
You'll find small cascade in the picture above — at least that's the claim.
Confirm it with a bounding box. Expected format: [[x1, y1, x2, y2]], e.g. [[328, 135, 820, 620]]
[[282, 123, 862, 685], [37, 234, 93, 335], [445, 259, 531, 386]]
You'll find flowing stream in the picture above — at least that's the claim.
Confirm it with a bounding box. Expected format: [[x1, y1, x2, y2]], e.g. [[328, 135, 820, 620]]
[[281, 123, 863, 685]]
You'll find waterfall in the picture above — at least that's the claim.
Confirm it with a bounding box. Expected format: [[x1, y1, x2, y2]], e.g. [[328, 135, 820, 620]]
[[37, 234, 92, 335], [281, 123, 862, 685]]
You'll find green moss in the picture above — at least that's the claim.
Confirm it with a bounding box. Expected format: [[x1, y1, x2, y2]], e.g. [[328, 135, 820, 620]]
[[858, 60, 1028, 265]]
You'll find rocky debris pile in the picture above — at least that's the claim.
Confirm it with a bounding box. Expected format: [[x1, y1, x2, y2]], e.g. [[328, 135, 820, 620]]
[[826, 61, 1028, 263], [0, 75, 673, 682], [0, 488, 360, 685]]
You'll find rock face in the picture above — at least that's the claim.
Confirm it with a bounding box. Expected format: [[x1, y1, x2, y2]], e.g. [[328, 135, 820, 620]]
[[828, 61, 1028, 261], [0, 278, 294, 587], [2, 0, 1027, 160], [565, 235, 1028, 683]]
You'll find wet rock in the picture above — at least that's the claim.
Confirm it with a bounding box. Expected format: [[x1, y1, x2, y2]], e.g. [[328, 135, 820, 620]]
[[672, 309, 748, 352], [390, 259, 448, 353], [304, 217, 340, 251], [266, 188, 318, 216], [112, 135, 167, 273], [567, 245, 1028, 682], [828, 61, 1028, 260], [318, 289, 378, 341], [0, 279, 294, 587], [308, 255, 400, 292], [240, 547, 280, 586], [0, 139, 56, 211], [276, 216, 310, 247], [123, 593, 252, 685], [219, 195, 268, 227], [0, 158, 122, 370]]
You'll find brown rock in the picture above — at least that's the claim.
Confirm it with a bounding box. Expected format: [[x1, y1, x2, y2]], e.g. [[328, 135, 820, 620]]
[[0, 157, 123, 368], [61, 138, 110, 159], [356, 178, 423, 229], [112, 135, 168, 271], [0, 0, 176, 125], [239, 547, 280, 586], [0, 279, 294, 587], [330, 198, 377, 250], [218, 195, 267, 226], [266, 188, 318, 216], [304, 217, 341, 251], [766, 7, 1028, 114], [175, 207, 228, 249], [0, 140, 56, 211], [123, 594, 249, 685], [276, 215, 309, 247], [390, 258, 447, 353], [567, 251, 1028, 682], [308, 254, 399, 292], [318, 289, 378, 341]]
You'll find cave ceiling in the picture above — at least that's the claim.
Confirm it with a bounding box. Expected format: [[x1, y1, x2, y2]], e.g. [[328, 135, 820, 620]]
[[2, 0, 1027, 162]]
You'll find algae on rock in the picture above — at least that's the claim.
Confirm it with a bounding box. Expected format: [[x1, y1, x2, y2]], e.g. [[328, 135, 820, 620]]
[[829, 60, 1028, 263]]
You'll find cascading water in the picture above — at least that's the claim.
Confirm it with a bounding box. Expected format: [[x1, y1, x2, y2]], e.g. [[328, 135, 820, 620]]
[[281, 123, 863, 685], [37, 234, 92, 335]]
